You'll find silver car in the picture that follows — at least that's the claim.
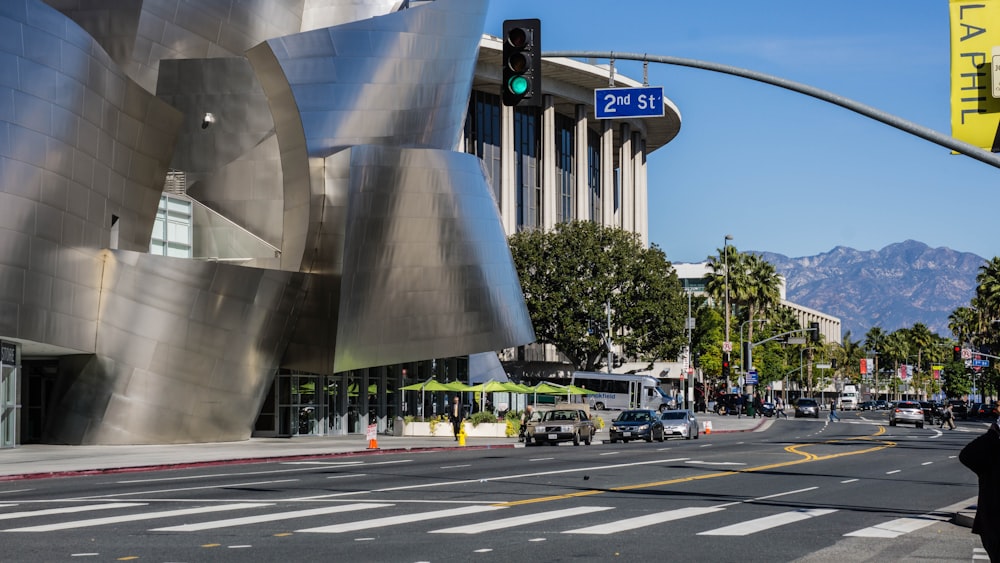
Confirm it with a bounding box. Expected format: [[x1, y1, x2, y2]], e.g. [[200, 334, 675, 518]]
[[889, 401, 924, 428], [660, 409, 699, 440]]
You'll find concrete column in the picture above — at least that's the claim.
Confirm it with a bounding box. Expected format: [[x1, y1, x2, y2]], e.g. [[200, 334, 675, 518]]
[[619, 122, 633, 232], [542, 95, 557, 230], [500, 104, 516, 235], [634, 133, 648, 246], [574, 104, 590, 222], [601, 120, 615, 227]]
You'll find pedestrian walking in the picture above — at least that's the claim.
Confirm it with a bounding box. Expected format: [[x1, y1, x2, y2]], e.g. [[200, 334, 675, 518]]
[[828, 399, 840, 422], [960, 421, 1000, 562], [940, 404, 956, 430], [449, 396, 463, 441], [518, 405, 534, 442], [775, 397, 788, 419]]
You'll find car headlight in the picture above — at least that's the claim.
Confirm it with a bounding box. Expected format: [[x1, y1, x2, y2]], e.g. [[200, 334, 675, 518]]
[[637, 424, 649, 431]]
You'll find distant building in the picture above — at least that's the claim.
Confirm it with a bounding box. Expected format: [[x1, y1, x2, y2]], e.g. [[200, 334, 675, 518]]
[[673, 263, 842, 345]]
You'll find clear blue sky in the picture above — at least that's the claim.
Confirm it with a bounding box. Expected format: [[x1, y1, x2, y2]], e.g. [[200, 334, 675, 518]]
[[485, 1, 999, 264]]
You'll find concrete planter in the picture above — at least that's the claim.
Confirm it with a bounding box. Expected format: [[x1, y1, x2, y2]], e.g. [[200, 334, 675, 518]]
[[401, 421, 508, 438]]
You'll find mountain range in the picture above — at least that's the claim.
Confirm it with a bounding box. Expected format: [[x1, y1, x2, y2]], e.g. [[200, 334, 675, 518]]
[[755, 240, 986, 339]]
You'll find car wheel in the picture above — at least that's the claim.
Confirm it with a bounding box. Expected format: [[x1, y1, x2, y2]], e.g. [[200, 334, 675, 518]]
[[610, 438, 618, 444], [890, 420, 896, 426], [657, 429, 664, 442], [573, 431, 580, 446], [595, 402, 605, 411], [685, 429, 692, 440], [917, 422, 924, 429], [694, 429, 699, 439], [584, 429, 592, 445], [623, 439, 629, 443]]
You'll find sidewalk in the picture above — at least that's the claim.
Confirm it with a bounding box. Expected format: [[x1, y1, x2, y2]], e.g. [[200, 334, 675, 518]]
[[0, 412, 768, 481]]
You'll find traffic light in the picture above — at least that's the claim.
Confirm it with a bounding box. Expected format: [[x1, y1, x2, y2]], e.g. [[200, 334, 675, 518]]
[[953, 345, 962, 362], [809, 322, 820, 343], [722, 352, 731, 378], [501, 19, 541, 107]]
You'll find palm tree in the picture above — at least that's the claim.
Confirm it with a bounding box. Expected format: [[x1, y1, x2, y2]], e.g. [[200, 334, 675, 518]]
[[741, 254, 782, 346], [975, 257, 1000, 322], [864, 326, 887, 399], [705, 243, 740, 341]]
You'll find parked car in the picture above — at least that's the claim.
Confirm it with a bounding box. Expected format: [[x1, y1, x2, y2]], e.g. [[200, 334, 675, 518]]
[[890, 401, 924, 428], [794, 398, 819, 418], [858, 401, 876, 411], [660, 409, 699, 440], [609, 409, 664, 443], [874, 400, 890, 410], [525, 408, 595, 446]]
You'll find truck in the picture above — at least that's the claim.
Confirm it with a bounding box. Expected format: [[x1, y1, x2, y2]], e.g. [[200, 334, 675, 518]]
[[839, 385, 859, 410]]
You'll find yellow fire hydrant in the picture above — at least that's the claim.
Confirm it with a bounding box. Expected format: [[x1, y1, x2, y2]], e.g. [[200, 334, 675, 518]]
[[458, 423, 467, 446]]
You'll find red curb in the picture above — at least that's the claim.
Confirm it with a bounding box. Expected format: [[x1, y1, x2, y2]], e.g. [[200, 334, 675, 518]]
[[0, 443, 516, 482]]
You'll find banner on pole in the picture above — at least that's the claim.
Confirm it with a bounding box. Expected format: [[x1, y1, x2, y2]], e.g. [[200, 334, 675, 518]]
[[950, 0, 1000, 150]]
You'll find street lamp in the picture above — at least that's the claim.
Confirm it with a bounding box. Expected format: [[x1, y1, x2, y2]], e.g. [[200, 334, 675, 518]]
[[723, 234, 733, 347]]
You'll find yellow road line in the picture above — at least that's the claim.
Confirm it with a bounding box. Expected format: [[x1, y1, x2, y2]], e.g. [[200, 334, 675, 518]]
[[499, 427, 895, 506]]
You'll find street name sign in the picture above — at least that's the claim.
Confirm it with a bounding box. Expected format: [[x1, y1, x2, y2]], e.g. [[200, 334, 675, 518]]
[[594, 86, 665, 119], [972, 358, 990, 367], [746, 370, 758, 385]]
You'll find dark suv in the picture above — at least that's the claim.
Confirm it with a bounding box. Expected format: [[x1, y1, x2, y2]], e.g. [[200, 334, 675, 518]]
[[919, 401, 941, 425], [949, 399, 968, 420]]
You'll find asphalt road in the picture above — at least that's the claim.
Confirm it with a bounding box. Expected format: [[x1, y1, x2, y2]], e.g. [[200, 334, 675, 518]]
[[0, 411, 990, 562]]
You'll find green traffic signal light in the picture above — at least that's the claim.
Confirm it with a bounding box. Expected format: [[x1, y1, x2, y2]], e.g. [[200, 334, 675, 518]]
[[507, 75, 529, 95]]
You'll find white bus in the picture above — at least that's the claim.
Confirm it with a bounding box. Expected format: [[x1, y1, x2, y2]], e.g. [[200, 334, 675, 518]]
[[570, 371, 670, 411]]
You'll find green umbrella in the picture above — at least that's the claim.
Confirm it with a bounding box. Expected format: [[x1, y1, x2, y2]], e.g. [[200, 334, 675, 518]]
[[466, 380, 521, 393]]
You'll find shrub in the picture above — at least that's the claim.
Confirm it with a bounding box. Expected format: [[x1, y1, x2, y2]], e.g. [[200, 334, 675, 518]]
[[468, 411, 498, 426]]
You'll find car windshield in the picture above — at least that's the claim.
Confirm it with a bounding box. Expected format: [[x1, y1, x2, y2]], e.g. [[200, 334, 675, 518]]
[[661, 412, 688, 420], [797, 400, 817, 406], [542, 410, 578, 421], [617, 411, 653, 422]]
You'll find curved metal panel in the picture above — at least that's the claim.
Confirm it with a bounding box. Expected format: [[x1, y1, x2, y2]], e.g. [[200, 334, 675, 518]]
[[301, 0, 403, 32], [43, 250, 307, 445], [333, 145, 534, 371], [0, 2, 182, 353], [45, 0, 307, 93]]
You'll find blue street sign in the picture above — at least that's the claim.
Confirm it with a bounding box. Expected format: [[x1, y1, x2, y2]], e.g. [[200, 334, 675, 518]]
[[746, 370, 759, 385], [594, 86, 665, 119], [971, 359, 990, 367]]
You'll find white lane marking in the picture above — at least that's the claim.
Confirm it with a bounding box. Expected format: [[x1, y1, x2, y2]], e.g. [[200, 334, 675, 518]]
[[598, 452, 619, 456], [439, 465, 470, 469], [292, 458, 690, 500], [974, 547, 990, 560], [885, 470, 901, 475], [686, 461, 746, 466], [118, 459, 411, 484], [0, 503, 144, 521], [528, 458, 554, 462], [151, 503, 391, 532], [69, 553, 99, 557], [299, 505, 504, 534], [699, 444, 712, 447], [72, 479, 299, 499], [0, 489, 33, 495], [4, 503, 272, 532], [429, 506, 614, 534], [698, 508, 837, 536], [565, 506, 724, 534], [712, 487, 818, 509], [326, 474, 366, 480], [841, 479, 859, 483], [921, 461, 933, 466], [843, 515, 946, 538]]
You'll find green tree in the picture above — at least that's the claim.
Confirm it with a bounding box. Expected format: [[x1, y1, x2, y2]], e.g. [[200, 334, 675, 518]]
[[508, 221, 685, 371]]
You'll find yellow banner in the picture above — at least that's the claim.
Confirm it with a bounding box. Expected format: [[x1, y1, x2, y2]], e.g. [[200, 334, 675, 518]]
[[950, 0, 1000, 150]]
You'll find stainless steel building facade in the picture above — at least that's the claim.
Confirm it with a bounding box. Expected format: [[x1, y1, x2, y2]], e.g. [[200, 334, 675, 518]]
[[0, 0, 680, 446]]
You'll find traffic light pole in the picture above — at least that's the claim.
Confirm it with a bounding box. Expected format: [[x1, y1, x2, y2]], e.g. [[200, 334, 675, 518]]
[[543, 50, 1000, 171]]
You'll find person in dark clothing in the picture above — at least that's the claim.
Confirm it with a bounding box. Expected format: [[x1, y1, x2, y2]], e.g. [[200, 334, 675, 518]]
[[449, 396, 463, 441], [960, 421, 1000, 562]]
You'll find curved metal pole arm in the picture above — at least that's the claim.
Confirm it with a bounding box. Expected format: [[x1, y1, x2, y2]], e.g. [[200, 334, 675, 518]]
[[544, 50, 1000, 170]]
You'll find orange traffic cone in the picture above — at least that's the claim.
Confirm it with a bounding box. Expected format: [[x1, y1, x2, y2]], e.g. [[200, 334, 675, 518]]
[[368, 436, 379, 449], [704, 421, 712, 435]]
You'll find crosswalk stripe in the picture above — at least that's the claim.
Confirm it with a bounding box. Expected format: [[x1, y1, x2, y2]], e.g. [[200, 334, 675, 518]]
[[0, 503, 145, 521], [843, 515, 945, 538], [3, 503, 272, 532], [151, 503, 392, 532], [565, 506, 725, 534], [298, 505, 505, 534], [698, 508, 837, 536], [429, 506, 614, 534]]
